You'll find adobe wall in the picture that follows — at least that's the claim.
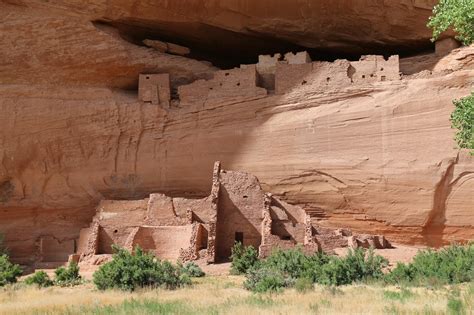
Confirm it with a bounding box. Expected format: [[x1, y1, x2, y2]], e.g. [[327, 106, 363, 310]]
[[273, 52, 400, 94], [206, 161, 220, 263], [256, 53, 281, 90], [275, 60, 352, 94], [177, 65, 267, 108], [284, 51, 312, 64], [97, 226, 137, 254], [179, 223, 207, 261], [215, 169, 265, 259], [131, 225, 194, 261], [146, 193, 188, 226], [172, 196, 213, 223], [350, 55, 400, 83]]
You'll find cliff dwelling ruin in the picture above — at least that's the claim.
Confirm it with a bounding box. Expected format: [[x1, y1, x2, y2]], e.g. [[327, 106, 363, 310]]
[[69, 162, 390, 267], [137, 51, 401, 110]]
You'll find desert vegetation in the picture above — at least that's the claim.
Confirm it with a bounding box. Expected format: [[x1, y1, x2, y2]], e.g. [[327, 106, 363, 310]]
[[0, 235, 22, 287], [428, 1, 474, 154], [0, 243, 473, 314], [93, 246, 197, 291], [231, 242, 474, 293], [451, 92, 474, 153], [428, 0, 474, 45]]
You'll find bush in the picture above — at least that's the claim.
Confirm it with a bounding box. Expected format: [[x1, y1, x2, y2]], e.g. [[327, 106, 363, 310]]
[[243, 247, 388, 292], [93, 246, 191, 291], [54, 262, 81, 287], [181, 261, 205, 277], [451, 93, 474, 154], [230, 242, 259, 275], [243, 266, 289, 293], [0, 254, 22, 286], [263, 247, 328, 280], [428, 0, 474, 45], [318, 248, 388, 286], [385, 243, 474, 286], [25, 271, 53, 288]]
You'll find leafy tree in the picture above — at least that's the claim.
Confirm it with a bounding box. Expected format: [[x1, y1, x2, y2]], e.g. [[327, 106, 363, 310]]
[[428, 0, 474, 45], [0, 254, 22, 286], [451, 92, 474, 153]]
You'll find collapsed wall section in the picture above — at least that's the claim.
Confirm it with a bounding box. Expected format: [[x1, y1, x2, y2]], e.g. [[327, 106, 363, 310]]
[[350, 55, 400, 83]]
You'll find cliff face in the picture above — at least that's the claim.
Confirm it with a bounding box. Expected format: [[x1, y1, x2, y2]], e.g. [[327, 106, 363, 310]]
[[0, 1, 473, 264]]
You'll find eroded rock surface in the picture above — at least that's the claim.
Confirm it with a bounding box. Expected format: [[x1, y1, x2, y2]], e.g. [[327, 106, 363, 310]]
[[0, 1, 473, 264]]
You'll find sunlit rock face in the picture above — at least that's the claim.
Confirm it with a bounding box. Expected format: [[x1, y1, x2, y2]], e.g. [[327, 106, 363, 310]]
[[0, 0, 473, 265]]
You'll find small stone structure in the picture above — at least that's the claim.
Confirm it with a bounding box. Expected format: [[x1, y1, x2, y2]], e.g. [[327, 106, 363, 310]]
[[74, 162, 390, 265], [138, 73, 171, 108], [177, 65, 267, 108]]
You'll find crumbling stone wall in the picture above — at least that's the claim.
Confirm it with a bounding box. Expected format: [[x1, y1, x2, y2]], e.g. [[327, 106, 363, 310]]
[[350, 55, 400, 83], [206, 161, 220, 263], [131, 225, 194, 260], [177, 65, 267, 108], [215, 169, 265, 260]]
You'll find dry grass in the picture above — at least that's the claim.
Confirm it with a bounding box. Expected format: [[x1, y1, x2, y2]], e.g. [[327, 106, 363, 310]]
[[0, 276, 472, 315]]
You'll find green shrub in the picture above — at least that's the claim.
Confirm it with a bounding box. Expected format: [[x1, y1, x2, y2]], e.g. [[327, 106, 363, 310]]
[[263, 247, 329, 280], [54, 262, 81, 287], [384, 262, 415, 285], [318, 248, 388, 286], [181, 261, 205, 277], [93, 246, 190, 291], [385, 243, 474, 286], [428, 0, 474, 45], [230, 242, 259, 275], [25, 271, 53, 288], [243, 266, 289, 293], [451, 93, 474, 154], [243, 247, 388, 292], [0, 254, 22, 286]]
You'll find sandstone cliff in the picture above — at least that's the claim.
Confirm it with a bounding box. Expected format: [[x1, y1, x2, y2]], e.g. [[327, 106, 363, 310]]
[[0, 0, 473, 264]]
